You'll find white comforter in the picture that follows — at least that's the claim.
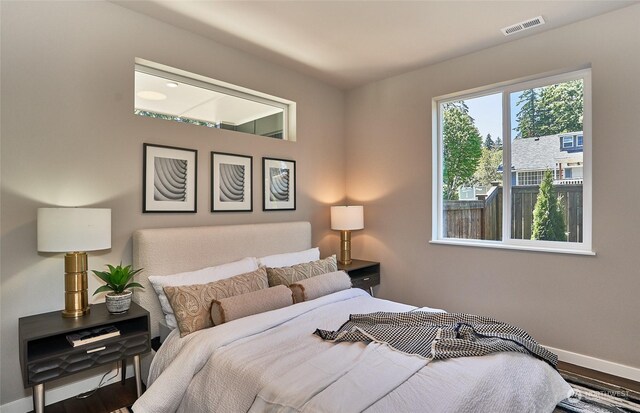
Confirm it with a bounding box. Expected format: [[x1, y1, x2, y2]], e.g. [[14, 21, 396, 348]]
[[133, 289, 572, 413]]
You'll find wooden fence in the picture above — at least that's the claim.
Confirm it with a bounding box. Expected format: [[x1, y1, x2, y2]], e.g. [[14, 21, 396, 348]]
[[444, 184, 582, 242]]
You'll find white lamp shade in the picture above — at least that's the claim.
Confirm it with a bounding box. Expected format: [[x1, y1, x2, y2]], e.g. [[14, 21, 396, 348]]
[[331, 206, 364, 230], [37, 208, 112, 252]]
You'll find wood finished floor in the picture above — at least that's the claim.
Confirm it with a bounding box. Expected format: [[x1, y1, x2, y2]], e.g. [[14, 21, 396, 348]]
[[30, 378, 137, 413], [557, 361, 640, 393], [36, 363, 640, 413]]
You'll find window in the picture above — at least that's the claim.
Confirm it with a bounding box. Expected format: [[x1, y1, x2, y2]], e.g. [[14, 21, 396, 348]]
[[517, 171, 545, 186], [134, 59, 296, 140], [562, 136, 574, 148], [432, 68, 592, 254]]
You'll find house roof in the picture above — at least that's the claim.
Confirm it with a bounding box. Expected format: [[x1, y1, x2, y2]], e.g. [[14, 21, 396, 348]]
[[511, 133, 583, 171]]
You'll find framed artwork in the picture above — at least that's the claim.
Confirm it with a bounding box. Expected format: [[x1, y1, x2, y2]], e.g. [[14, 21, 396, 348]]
[[211, 152, 253, 212], [262, 157, 296, 211], [143, 143, 197, 213]]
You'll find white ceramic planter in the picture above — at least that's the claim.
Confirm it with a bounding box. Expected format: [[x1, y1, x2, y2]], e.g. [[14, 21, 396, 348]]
[[105, 290, 132, 314]]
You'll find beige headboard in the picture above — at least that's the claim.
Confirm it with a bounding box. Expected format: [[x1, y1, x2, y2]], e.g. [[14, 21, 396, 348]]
[[132, 221, 312, 338]]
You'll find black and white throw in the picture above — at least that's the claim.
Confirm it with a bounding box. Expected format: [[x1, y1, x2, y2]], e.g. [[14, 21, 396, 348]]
[[315, 311, 558, 367]]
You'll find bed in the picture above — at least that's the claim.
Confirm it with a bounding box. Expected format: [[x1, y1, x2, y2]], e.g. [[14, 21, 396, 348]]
[[131, 221, 572, 413]]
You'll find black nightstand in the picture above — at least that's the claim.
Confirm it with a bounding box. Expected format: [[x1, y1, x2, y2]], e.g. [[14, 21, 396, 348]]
[[338, 259, 380, 296], [18, 302, 150, 413]]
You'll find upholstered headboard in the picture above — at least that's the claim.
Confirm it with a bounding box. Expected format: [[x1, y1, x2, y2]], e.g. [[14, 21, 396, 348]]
[[132, 221, 312, 338]]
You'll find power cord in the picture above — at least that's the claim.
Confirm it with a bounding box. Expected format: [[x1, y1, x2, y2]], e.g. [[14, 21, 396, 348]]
[[75, 363, 120, 399]]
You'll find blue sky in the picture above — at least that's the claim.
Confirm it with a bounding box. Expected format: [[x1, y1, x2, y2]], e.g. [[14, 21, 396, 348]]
[[465, 92, 522, 141]]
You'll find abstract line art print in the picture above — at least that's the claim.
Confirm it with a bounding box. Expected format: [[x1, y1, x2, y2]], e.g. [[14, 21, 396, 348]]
[[269, 168, 289, 202], [219, 164, 245, 202], [263, 157, 296, 211], [143, 144, 197, 213], [211, 152, 252, 212], [154, 157, 188, 201]]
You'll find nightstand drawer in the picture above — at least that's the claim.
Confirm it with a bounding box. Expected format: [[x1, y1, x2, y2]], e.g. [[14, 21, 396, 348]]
[[351, 272, 380, 290], [27, 333, 149, 385]]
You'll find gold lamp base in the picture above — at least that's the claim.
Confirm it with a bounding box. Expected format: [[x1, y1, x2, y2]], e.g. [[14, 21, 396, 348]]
[[62, 252, 90, 318], [339, 230, 352, 266]]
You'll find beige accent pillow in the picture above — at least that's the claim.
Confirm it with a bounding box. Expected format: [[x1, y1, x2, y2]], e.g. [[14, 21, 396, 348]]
[[164, 267, 268, 337], [289, 270, 352, 303], [148, 257, 259, 330], [211, 285, 293, 325], [266, 255, 338, 287]]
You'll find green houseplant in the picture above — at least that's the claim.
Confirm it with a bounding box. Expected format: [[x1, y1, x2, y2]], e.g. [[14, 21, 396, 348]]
[[93, 264, 144, 314]]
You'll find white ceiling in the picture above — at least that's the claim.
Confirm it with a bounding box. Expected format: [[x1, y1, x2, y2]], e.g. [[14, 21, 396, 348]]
[[135, 70, 282, 125], [115, 0, 638, 89]]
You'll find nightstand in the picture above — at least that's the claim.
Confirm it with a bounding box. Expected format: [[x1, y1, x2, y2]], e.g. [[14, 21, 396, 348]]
[[338, 259, 380, 296], [19, 302, 150, 413]]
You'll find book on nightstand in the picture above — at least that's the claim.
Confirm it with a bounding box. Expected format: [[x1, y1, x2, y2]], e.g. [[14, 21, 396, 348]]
[[66, 325, 120, 347]]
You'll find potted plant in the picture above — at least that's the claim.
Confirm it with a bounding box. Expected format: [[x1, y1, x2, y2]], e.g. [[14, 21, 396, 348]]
[[93, 264, 144, 314]]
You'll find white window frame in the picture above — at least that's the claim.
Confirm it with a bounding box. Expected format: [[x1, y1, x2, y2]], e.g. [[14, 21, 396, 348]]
[[516, 170, 546, 186], [431, 67, 593, 255], [577, 135, 584, 147], [562, 136, 574, 149]]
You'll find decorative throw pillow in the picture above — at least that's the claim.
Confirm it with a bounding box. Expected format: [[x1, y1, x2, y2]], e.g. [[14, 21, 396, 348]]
[[266, 255, 338, 287], [148, 257, 259, 329], [210, 285, 293, 325], [257, 247, 320, 268], [289, 271, 352, 303], [164, 267, 268, 337]]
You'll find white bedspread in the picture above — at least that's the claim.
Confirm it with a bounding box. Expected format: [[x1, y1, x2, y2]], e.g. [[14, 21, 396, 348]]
[[133, 289, 572, 413]]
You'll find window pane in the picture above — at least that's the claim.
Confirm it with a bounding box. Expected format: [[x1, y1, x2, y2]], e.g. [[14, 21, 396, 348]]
[[509, 79, 584, 243], [441, 94, 502, 241], [134, 64, 294, 140]]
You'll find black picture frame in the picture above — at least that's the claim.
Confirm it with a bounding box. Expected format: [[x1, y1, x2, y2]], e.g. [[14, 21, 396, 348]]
[[262, 157, 296, 211], [143, 143, 198, 213], [211, 152, 253, 212]]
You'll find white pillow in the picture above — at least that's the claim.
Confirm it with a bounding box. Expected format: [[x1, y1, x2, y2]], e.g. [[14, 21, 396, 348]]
[[148, 257, 259, 329], [257, 247, 320, 268]]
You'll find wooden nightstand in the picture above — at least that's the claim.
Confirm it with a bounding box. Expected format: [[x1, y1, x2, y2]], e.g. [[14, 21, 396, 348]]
[[338, 259, 380, 296], [18, 302, 150, 413]]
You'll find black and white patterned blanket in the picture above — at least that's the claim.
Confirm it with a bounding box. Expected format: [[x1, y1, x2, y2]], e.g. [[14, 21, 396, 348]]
[[315, 311, 558, 367]]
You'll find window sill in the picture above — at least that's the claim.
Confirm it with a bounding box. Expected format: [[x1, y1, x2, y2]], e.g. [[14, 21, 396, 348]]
[[429, 239, 596, 256]]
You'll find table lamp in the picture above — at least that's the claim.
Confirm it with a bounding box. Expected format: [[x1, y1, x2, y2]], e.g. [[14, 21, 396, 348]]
[[37, 208, 111, 317], [330, 205, 364, 265]]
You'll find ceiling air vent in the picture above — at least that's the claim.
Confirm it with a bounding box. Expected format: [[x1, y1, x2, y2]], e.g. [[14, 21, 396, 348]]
[[501, 16, 545, 36]]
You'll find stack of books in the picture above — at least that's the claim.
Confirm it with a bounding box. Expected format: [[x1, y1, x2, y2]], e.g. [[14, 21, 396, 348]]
[[66, 326, 120, 347]]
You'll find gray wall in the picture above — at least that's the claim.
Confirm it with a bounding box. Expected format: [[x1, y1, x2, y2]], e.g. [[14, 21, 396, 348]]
[[345, 5, 640, 368], [0, 1, 345, 404], [3, 0, 640, 408]]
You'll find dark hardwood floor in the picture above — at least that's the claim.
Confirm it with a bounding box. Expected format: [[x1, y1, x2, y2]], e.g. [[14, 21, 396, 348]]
[[558, 361, 640, 394], [31, 378, 137, 413]]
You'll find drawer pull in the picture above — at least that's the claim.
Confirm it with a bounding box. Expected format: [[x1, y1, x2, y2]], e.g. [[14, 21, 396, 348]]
[[86, 346, 106, 354], [363, 277, 370, 281]]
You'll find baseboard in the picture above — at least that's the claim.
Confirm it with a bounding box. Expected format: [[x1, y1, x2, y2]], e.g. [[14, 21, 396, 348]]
[[545, 345, 640, 382], [1, 364, 133, 413]]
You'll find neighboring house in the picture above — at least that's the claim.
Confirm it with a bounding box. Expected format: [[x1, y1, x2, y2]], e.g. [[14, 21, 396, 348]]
[[460, 132, 583, 199], [508, 131, 584, 186]]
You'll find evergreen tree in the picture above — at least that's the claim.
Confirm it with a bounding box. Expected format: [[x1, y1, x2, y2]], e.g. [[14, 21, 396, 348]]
[[495, 136, 503, 149], [484, 133, 495, 150], [514, 80, 584, 138], [515, 88, 539, 138], [531, 170, 567, 241], [537, 80, 583, 136], [442, 102, 483, 200]]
